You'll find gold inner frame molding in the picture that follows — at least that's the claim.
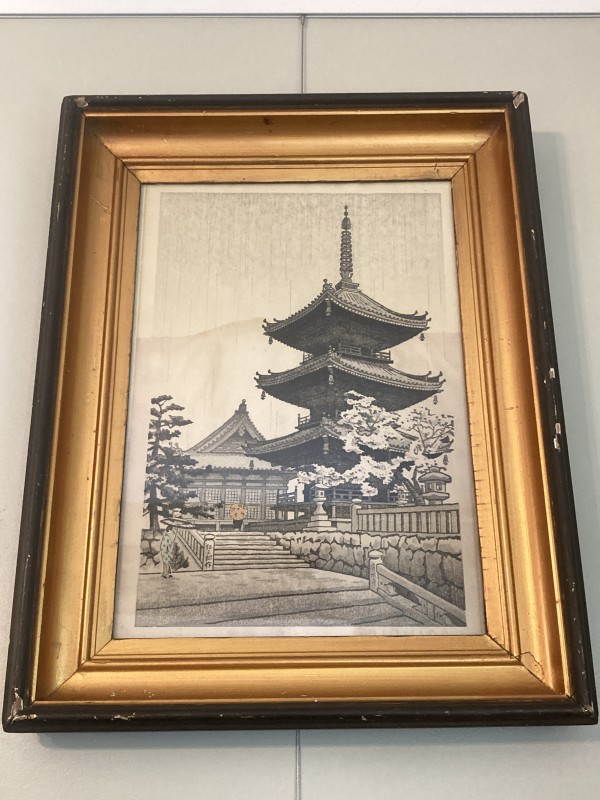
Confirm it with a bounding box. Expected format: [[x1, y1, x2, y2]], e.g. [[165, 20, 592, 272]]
[[30, 104, 570, 709]]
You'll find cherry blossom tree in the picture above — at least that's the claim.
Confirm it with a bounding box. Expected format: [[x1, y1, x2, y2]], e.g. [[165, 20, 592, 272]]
[[297, 392, 454, 502]]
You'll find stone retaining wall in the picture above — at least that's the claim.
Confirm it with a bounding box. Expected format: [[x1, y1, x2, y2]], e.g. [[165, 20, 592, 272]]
[[267, 529, 465, 608]]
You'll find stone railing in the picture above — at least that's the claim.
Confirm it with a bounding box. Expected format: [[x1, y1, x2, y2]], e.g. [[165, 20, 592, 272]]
[[174, 526, 215, 571], [369, 550, 466, 626], [266, 524, 465, 609]]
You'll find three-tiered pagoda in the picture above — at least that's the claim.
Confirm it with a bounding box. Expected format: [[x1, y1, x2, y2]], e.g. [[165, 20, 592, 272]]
[[247, 207, 443, 471]]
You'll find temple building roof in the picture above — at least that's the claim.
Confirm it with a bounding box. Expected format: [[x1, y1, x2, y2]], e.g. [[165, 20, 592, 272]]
[[187, 451, 282, 472], [186, 399, 286, 473], [187, 399, 263, 453]]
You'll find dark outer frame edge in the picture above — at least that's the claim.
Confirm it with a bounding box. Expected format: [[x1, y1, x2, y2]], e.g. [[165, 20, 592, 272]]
[[508, 95, 597, 719], [3, 92, 596, 731], [3, 97, 84, 730]]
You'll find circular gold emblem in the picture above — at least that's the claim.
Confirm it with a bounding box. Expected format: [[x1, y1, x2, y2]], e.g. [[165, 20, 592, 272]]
[[228, 503, 248, 520]]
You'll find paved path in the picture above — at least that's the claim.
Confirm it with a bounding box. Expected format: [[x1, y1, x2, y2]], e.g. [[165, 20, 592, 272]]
[[136, 568, 419, 628]]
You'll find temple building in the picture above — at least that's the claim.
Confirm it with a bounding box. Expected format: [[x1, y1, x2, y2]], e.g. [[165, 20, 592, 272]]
[[185, 400, 296, 528], [247, 207, 444, 471]]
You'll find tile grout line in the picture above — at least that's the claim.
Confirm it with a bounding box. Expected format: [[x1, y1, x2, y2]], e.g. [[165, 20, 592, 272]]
[[300, 14, 307, 94], [295, 728, 302, 800]]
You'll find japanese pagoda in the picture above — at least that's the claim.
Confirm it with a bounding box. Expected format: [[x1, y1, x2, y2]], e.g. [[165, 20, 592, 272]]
[[247, 207, 444, 470]]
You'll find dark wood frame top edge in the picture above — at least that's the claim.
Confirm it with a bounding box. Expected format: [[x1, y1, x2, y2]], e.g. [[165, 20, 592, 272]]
[[72, 91, 520, 113]]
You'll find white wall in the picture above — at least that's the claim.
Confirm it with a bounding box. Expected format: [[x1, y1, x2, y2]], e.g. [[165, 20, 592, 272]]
[[1, 16, 599, 800]]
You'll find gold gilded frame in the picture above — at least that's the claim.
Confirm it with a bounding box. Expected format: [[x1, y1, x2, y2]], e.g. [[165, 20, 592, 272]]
[[4, 94, 596, 730]]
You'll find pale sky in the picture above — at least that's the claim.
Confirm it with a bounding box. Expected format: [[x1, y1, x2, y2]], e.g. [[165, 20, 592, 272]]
[[132, 183, 461, 448]]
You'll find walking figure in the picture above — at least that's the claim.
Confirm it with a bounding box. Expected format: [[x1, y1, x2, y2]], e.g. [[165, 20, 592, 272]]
[[159, 529, 176, 578]]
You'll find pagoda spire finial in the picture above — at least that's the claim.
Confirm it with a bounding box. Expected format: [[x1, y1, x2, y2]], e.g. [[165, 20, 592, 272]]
[[339, 205, 354, 283]]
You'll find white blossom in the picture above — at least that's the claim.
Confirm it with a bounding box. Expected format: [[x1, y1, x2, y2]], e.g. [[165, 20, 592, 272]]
[[297, 393, 455, 500]]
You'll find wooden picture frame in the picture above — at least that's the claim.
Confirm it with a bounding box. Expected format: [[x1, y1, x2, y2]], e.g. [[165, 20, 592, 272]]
[[3, 93, 596, 731]]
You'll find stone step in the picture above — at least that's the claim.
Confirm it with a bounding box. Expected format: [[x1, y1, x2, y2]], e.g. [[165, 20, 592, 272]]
[[226, 544, 287, 550], [214, 553, 291, 560], [213, 553, 303, 564], [214, 552, 291, 559], [211, 562, 310, 570], [213, 557, 305, 566], [214, 551, 300, 559], [214, 545, 288, 552], [210, 530, 305, 568], [177, 530, 307, 571], [213, 535, 276, 541], [217, 544, 290, 550]]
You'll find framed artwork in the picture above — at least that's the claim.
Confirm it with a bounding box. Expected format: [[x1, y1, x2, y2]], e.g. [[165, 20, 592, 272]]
[[3, 93, 596, 730]]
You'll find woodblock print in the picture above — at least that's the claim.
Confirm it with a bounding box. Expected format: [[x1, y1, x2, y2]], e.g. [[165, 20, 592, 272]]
[[113, 182, 485, 637]]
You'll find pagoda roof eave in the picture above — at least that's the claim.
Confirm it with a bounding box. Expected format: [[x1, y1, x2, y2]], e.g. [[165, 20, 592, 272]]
[[245, 419, 343, 458], [245, 420, 416, 471], [263, 284, 429, 338], [256, 352, 444, 393]]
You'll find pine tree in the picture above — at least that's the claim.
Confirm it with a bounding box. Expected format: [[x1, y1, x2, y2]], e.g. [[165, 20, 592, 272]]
[[144, 395, 217, 531]]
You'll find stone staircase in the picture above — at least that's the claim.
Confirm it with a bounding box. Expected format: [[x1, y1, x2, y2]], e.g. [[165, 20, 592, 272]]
[[211, 532, 309, 571]]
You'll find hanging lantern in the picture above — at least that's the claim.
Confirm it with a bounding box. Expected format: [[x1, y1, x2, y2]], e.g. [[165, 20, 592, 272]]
[[261, 390, 265, 400], [433, 394, 438, 405], [420, 332, 425, 342]]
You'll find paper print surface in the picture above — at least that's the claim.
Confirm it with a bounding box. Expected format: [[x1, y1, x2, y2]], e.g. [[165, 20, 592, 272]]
[[113, 183, 485, 638]]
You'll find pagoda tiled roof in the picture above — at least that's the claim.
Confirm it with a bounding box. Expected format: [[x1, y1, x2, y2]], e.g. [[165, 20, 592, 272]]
[[246, 418, 343, 457], [257, 352, 443, 392], [335, 286, 428, 327], [263, 283, 428, 336], [246, 416, 415, 459]]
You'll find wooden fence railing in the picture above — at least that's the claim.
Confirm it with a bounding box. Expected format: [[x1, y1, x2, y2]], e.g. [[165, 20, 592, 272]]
[[352, 503, 460, 535]]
